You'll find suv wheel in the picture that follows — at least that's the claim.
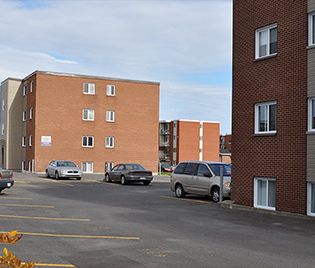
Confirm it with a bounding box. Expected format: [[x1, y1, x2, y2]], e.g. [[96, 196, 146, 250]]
[[175, 184, 185, 198], [211, 186, 220, 203]]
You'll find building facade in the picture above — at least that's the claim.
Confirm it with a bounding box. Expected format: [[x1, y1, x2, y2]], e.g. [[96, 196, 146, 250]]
[[159, 120, 220, 165], [233, 0, 315, 215], [220, 134, 231, 163], [1, 71, 160, 173]]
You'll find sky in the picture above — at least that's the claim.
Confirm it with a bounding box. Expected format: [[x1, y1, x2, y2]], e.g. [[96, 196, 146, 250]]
[[0, 0, 232, 134]]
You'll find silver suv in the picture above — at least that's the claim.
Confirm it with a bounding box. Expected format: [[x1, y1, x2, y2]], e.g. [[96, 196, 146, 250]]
[[170, 161, 231, 202]]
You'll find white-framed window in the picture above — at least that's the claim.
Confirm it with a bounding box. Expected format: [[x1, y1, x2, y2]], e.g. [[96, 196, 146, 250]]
[[2, 100, 5, 111], [106, 85, 116, 96], [105, 162, 114, 172], [308, 98, 315, 131], [82, 162, 93, 173], [22, 111, 27, 122], [82, 109, 95, 121], [255, 102, 277, 134], [83, 83, 96, 95], [307, 182, 315, 216], [22, 136, 26, 147], [82, 136, 94, 148], [1, 124, 4, 135], [30, 81, 34, 93], [255, 24, 277, 59], [254, 177, 276, 210], [105, 136, 115, 148], [29, 107, 33, 120], [106, 111, 115, 122], [21, 161, 26, 172], [309, 12, 315, 46], [29, 135, 32, 146], [23, 84, 27, 96]]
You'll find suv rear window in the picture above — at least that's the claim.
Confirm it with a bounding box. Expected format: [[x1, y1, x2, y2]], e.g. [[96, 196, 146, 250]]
[[183, 163, 198, 175], [174, 163, 187, 174]]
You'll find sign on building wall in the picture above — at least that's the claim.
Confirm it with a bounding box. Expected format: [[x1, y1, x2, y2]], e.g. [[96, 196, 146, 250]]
[[41, 136, 52, 146]]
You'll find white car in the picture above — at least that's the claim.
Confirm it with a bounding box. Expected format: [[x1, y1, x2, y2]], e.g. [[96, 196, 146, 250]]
[[45, 160, 82, 180]]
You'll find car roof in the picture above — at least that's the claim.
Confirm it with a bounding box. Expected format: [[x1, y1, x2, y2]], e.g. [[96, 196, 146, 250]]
[[177, 160, 229, 165]]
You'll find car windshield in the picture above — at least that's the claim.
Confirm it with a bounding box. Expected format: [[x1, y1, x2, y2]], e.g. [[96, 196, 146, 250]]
[[125, 164, 145, 171], [57, 161, 76, 167], [161, 163, 171, 168], [208, 164, 231, 176]]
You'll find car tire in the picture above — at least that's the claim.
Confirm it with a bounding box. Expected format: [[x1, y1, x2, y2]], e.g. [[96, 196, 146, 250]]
[[175, 184, 185, 198], [77, 177, 81, 180], [211, 186, 220, 203], [121, 175, 127, 185], [143, 181, 150, 186], [55, 171, 60, 180], [104, 174, 111, 183]]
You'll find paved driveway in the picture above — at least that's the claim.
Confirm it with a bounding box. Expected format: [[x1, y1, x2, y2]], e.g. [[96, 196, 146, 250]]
[[0, 173, 314, 267]]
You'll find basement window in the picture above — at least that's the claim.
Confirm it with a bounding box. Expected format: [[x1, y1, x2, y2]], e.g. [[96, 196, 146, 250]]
[[254, 177, 276, 210], [82, 162, 93, 173], [255, 24, 277, 59]]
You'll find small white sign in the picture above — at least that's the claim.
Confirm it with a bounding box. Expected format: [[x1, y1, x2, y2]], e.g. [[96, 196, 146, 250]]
[[41, 136, 52, 146]]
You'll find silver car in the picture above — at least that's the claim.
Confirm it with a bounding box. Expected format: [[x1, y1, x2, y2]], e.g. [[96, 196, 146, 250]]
[[45, 160, 82, 180], [170, 161, 231, 202]]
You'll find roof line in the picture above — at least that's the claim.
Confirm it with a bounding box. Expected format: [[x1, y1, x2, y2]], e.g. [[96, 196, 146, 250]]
[[1, 77, 22, 85]]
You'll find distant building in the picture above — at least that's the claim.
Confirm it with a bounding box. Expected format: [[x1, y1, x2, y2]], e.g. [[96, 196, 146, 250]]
[[0, 71, 160, 173], [220, 134, 231, 163], [159, 120, 220, 165]]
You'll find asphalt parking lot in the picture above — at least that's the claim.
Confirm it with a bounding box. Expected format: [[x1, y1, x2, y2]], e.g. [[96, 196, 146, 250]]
[[1, 173, 315, 268]]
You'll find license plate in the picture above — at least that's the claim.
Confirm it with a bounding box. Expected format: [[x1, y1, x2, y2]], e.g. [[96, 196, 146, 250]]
[[140, 177, 146, 180], [7, 183, 11, 187]]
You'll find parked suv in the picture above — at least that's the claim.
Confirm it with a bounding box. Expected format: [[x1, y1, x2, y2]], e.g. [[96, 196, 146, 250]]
[[170, 161, 231, 202]]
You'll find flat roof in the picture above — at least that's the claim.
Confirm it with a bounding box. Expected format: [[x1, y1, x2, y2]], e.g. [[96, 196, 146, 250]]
[[0, 77, 22, 85], [22, 70, 160, 85]]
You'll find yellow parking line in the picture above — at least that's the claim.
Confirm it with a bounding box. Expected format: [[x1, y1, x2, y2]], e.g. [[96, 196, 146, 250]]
[[21, 231, 140, 240], [160, 196, 209, 204], [0, 204, 55, 208], [0, 214, 90, 222], [0, 197, 32, 200], [23, 263, 75, 267]]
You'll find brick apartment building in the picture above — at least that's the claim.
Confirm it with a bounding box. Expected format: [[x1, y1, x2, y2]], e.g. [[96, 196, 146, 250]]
[[159, 120, 220, 165], [232, 0, 315, 215], [220, 134, 231, 163], [0, 71, 160, 173]]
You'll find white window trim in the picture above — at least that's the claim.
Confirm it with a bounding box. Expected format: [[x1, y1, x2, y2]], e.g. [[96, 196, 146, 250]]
[[29, 107, 33, 120], [29, 135, 32, 147], [105, 137, 115, 148], [82, 109, 95, 121], [82, 136, 94, 148], [106, 111, 115, 122], [30, 81, 33, 93], [1, 124, 4, 135], [255, 24, 278, 59], [22, 136, 26, 147], [22, 111, 27, 122], [83, 83, 96, 95], [82, 162, 94, 173], [308, 98, 315, 131], [2, 100, 5, 111], [106, 85, 116, 96], [309, 12, 315, 46], [307, 182, 315, 216], [254, 177, 276, 211], [254, 101, 277, 134], [23, 84, 27, 96]]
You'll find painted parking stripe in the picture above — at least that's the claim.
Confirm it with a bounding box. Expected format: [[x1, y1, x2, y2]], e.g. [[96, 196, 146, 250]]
[[160, 196, 209, 204], [0, 197, 33, 200], [0, 214, 90, 222], [22, 263, 75, 267], [0, 204, 55, 208], [21, 231, 140, 240]]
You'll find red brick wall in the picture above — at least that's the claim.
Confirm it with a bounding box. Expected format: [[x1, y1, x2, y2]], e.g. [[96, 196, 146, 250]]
[[203, 122, 220, 162], [232, 0, 308, 214]]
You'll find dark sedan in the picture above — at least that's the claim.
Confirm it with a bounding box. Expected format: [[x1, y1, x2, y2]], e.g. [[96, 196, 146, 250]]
[[0, 168, 14, 193], [104, 163, 153, 185]]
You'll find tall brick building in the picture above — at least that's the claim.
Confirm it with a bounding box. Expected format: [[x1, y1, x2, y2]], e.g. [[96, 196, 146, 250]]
[[159, 120, 220, 165], [0, 71, 160, 173], [232, 0, 315, 215]]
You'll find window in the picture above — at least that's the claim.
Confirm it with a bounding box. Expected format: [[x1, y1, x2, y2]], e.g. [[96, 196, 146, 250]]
[[22, 136, 26, 147], [22, 111, 27, 121], [83, 83, 96, 95], [106, 85, 116, 96], [106, 111, 115, 122], [1, 124, 4, 135], [105, 136, 115, 148], [23, 84, 27, 96], [82, 136, 94, 147], [183, 163, 198, 175], [2, 100, 5, 111], [30, 81, 33, 93], [308, 98, 315, 131], [255, 102, 277, 134], [29, 107, 33, 120], [21, 161, 26, 172], [82, 162, 93, 173], [255, 24, 277, 59], [254, 178, 276, 210], [309, 12, 315, 46], [105, 162, 114, 172], [82, 109, 95, 121], [197, 164, 211, 177], [29, 135, 32, 146]]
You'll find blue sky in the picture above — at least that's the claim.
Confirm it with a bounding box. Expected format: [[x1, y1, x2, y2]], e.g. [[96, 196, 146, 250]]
[[0, 0, 232, 134]]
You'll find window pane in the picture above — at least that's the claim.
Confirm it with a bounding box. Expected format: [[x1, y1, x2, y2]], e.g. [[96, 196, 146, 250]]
[[269, 27, 277, 54], [259, 105, 268, 132], [268, 180, 276, 208], [83, 110, 88, 119], [83, 137, 87, 146], [312, 100, 315, 129], [257, 180, 267, 206], [311, 183, 315, 213], [269, 104, 277, 131], [259, 30, 268, 57], [313, 15, 315, 44]]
